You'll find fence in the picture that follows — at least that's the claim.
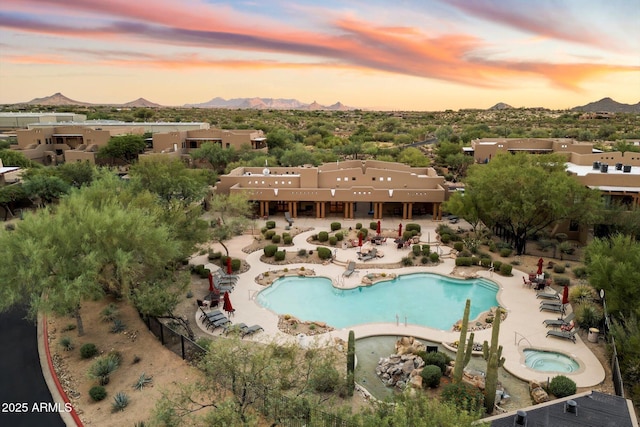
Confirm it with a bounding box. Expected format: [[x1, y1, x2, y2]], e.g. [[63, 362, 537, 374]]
[[142, 316, 355, 427]]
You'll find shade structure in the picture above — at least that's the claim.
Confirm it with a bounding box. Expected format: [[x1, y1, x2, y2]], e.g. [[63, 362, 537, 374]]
[[223, 291, 234, 314], [537, 258, 544, 275], [226, 257, 232, 275], [562, 285, 569, 305], [398, 223, 403, 237], [377, 220, 381, 235], [208, 272, 214, 292], [358, 233, 363, 247]]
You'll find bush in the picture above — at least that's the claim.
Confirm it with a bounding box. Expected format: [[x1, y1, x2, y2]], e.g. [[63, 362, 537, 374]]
[[480, 258, 493, 268], [297, 248, 308, 257], [59, 336, 74, 351], [310, 363, 340, 392], [456, 257, 472, 267], [440, 234, 451, 244], [553, 264, 566, 274], [549, 375, 576, 398], [453, 242, 464, 252], [271, 234, 281, 244], [283, 235, 293, 245], [335, 232, 344, 241], [492, 260, 502, 271], [318, 231, 329, 242], [89, 354, 121, 386], [421, 256, 429, 264], [420, 365, 442, 388], [421, 245, 430, 255], [264, 245, 278, 257], [111, 319, 126, 333], [406, 223, 421, 232], [499, 248, 513, 257], [555, 233, 568, 242], [569, 284, 598, 304], [265, 220, 276, 229], [488, 243, 497, 252], [370, 222, 378, 230], [412, 244, 421, 256], [574, 302, 604, 329], [537, 239, 555, 251], [441, 382, 484, 414], [359, 228, 369, 238], [573, 266, 587, 278], [265, 230, 276, 240], [419, 351, 450, 374], [208, 250, 222, 261], [317, 247, 332, 260], [555, 277, 570, 287], [89, 385, 107, 402], [101, 303, 119, 322], [80, 343, 98, 359], [274, 251, 286, 261], [403, 230, 414, 241], [331, 222, 341, 231], [499, 263, 513, 276], [231, 259, 241, 272], [355, 223, 362, 229], [402, 257, 414, 266], [329, 236, 337, 246], [429, 252, 439, 263]]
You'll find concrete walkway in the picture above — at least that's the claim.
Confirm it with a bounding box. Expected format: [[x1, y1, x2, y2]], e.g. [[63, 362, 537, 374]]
[[195, 217, 605, 388]]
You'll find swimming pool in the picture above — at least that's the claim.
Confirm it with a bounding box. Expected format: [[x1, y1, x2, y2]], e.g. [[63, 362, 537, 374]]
[[256, 273, 499, 329], [523, 349, 580, 373]]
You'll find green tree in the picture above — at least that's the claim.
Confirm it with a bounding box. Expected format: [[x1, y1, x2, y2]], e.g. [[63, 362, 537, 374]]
[[445, 153, 474, 181], [397, 147, 430, 167], [0, 184, 27, 220], [22, 174, 70, 207], [458, 153, 602, 254], [435, 141, 462, 165], [0, 149, 38, 168], [279, 144, 316, 166], [435, 125, 455, 142], [190, 142, 237, 173], [266, 128, 295, 151], [54, 161, 95, 188], [209, 193, 253, 256], [97, 134, 146, 163], [128, 157, 207, 204]]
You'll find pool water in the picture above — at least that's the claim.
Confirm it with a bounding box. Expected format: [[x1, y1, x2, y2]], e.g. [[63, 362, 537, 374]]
[[523, 349, 580, 373], [256, 273, 498, 329]]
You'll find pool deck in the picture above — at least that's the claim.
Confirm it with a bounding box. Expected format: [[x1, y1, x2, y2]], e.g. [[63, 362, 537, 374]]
[[194, 217, 605, 388]]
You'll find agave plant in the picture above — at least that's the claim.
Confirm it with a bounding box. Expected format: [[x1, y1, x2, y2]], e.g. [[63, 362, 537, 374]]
[[133, 372, 153, 391], [110, 318, 126, 333], [59, 336, 74, 351], [88, 354, 120, 386], [111, 391, 129, 412]]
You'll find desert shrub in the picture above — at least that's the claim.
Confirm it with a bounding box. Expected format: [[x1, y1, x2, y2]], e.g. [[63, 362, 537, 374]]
[[271, 234, 281, 244], [454, 242, 464, 252], [470, 256, 480, 266], [440, 234, 451, 244], [265, 220, 276, 229], [264, 245, 278, 257], [402, 230, 413, 241], [555, 233, 568, 242], [369, 222, 378, 230], [574, 302, 604, 329], [480, 258, 493, 268], [488, 242, 497, 252], [412, 244, 421, 256], [329, 236, 337, 246], [420, 365, 442, 388], [310, 363, 340, 392], [537, 239, 555, 251], [499, 263, 513, 276], [111, 319, 126, 333], [231, 259, 241, 272], [355, 223, 362, 229], [62, 323, 76, 332], [317, 231, 329, 242], [555, 277, 570, 287], [419, 351, 450, 374], [208, 251, 222, 261], [436, 224, 455, 235], [421, 256, 429, 264], [459, 249, 472, 258], [499, 248, 513, 257], [89, 386, 107, 402], [421, 245, 430, 255], [492, 260, 502, 270], [429, 252, 439, 263], [59, 336, 74, 351], [455, 257, 472, 267], [89, 354, 120, 386], [359, 228, 369, 238], [80, 343, 98, 359], [283, 235, 293, 245], [101, 303, 119, 322], [297, 248, 308, 256], [331, 222, 341, 231], [553, 264, 566, 274], [112, 391, 130, 412], [195, 337, 213, 350], [441, 382, 484, 414], [265, 230, 276, 240], [406, 223, 421, 232], [260, 227, 268, 234], [569, 284, 598, 304], [557, 241, 575, 255], [335, 232, 344, 241], [274, 251, 286, 261], [549, 375, 576, 398], [572, 266, 587, 278], [317, 247, 332, 260], [402, 257, 414, 266]]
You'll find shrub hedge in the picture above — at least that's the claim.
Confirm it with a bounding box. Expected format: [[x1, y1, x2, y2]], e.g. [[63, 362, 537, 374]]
[[264, 245, 278, 257], [549, 375, 576, 398]]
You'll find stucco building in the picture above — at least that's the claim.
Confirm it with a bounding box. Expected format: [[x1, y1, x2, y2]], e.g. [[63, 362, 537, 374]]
[[150, 128, 267, 155], [215, 160, 446, 220], [466, 138, 593, 163]]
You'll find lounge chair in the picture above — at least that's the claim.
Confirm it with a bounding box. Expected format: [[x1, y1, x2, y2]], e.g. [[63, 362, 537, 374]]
[[213, 271, 238, 283], [242, 324, 264, 338], [206, 316, 231, 331], [543, 312, 575, 328], [546, 329, 576, 343], [343, 261, 356, 277], [223, 322, 248, 335], [540, 302, 564, 314], [536, 290, 560, 300], [360, 248, 377, 262], [215, 281, 234, 293], [284, 211, 294, 226]]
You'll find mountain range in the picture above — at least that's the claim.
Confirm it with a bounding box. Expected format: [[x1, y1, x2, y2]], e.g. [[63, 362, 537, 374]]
[[6, 93, 640, 113]]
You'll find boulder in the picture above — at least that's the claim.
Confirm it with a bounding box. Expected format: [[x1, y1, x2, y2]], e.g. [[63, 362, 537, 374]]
[[395, 336, 426, 355], [530, 381, 550, 404]]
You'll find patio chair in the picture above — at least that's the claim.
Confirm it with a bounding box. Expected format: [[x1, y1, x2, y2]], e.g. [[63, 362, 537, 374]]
[[546, 329, 576, 343], [223, 322, 248, 336], [284, 211, 294, 226], [543, 312, 575, 328], [540, 302, 565, 314], [206, 316, 231, 331], [343, 261, 356, 277], [360, 248, 377, 262], [213, 270, 238, 283], [536, 289, 560, 300], [522, 276, 532, 288], [242, 324, 264, 338]]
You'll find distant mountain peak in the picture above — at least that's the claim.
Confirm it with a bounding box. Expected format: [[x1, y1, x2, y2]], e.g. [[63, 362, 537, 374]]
[[489, 102, 513, 110], [572, 98, 640, 113], [184, 96, 354, 110], [121, 97, 162, 108], [23, 92, 92, 106]]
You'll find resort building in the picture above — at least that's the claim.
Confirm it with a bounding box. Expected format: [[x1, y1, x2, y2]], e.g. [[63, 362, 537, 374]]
[[214, 160, 447, 220], [0, 112, 87, 131], [466, 138, 594, 164], [150, 128, 267, 155]]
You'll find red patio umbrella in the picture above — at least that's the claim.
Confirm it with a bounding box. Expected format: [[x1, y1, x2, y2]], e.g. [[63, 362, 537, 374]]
[[358, 233, 363, 247], [223, 291, 234, 315], [536, 258, 544, 275], [208, 271, 214, 293], [398, 223, 403, 237], [377, 220, 381, 235], [226, 257, 233, 275], [562, 285, 569, 305]]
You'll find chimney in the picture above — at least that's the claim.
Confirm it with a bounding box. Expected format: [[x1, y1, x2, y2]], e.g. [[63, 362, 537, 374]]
[[564, 399, 578, 415], [615, 163, 623, 170], [600, 163, 608, 173], [623, 165, 632, 173], [592, 161, 601, 170], [513, 410, 527, 426]]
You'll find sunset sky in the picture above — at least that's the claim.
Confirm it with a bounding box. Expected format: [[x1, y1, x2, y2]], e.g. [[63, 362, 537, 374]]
[[1, 0, 638, 110]]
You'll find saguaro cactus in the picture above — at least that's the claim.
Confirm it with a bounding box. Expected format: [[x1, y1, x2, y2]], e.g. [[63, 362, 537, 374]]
[[482, 307, 505, 413], [453, 299, 475, 383]]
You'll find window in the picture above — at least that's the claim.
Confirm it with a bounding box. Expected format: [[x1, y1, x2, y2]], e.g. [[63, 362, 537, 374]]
[[569, 220, 579, 232], [387, 177, 392, 181], [372, 177, 376, 181], [352, 177, 356, 181], [337, 177, 341, 181]]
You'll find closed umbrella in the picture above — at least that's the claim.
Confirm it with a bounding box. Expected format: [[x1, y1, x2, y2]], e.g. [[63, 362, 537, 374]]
[[536, 258, 544, 275], [358, 233, 363, 247], [223, 291, 234, 316], [208, 271, 214, 293], [562, 285, 569, 305], [398, 223, 403, 237], [377, 220, 381, 235], [226, 257, 233, 275]]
